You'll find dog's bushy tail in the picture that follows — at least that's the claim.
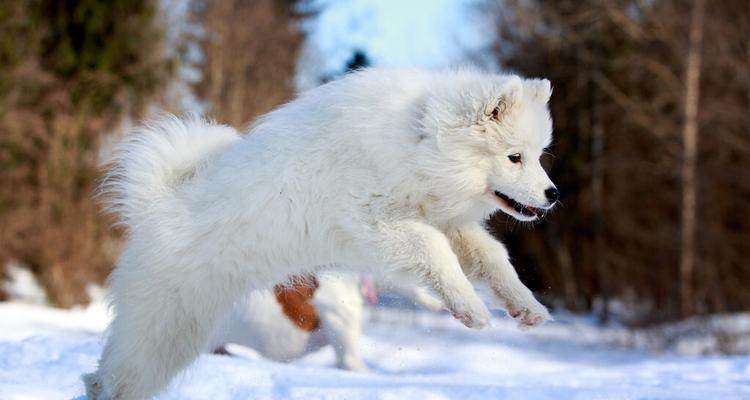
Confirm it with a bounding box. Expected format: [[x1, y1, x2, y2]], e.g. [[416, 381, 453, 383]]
[[101, 114, 240, 228]]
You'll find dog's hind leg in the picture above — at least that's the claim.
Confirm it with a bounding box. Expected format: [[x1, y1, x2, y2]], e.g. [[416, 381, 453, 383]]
[[90, 259, 249, 399], [359, 220, 491, 329]]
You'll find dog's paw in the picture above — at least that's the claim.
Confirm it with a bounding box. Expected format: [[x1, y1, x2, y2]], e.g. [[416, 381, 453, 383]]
[[449, 297, 492, 329], [506, 296, 551, 329], [338, 356, 368, 372]]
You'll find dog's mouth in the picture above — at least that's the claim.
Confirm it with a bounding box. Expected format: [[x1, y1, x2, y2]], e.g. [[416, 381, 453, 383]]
[[493, 191, 541, 219]]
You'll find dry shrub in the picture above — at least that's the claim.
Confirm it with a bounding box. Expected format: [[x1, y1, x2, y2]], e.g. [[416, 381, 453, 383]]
[[0, 0, 302, 306], [0, 0, 172, 306]]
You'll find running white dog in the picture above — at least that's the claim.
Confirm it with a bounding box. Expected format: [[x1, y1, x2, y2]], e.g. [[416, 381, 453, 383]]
[[85, 68, 559, 399]]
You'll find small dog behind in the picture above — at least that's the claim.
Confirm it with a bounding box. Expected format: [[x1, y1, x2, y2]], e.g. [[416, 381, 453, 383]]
[[215, 273, 443, 371]]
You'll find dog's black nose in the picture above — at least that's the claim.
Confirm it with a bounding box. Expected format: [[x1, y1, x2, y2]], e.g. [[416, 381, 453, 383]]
[[545, 187, 560, 204]]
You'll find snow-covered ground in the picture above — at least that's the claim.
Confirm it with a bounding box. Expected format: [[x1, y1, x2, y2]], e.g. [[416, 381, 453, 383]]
[[2, 300, 749, 400]]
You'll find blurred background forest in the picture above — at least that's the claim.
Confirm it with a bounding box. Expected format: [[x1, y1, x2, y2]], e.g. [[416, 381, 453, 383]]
[[0, 0, 748, 328]]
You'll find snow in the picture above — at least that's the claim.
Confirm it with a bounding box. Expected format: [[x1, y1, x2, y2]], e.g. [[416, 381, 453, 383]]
[[294, 0, 498, 90], [2, 262, 46, 305], [629, 313, 750, 356], [2, 301, 749, 400], [298, 0, 495, 68], [157, 0, 205, 115]]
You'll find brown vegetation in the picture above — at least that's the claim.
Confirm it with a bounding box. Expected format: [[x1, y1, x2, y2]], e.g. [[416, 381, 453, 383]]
[[0, 0, 172, 306], [0, 0, 302, 307], [194, 0, 302, 127], [2, 0, 747, 326], [493, 0, 750, 323]]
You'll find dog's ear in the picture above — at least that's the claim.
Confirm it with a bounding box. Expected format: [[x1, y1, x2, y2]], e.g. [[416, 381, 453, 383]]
[[488, 76, 523, 120], [525, 78, 552, 103]]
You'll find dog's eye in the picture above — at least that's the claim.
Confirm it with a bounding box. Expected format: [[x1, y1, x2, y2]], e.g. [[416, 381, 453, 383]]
[[491, 107, 500, 120], [508, 153, 522, 163]]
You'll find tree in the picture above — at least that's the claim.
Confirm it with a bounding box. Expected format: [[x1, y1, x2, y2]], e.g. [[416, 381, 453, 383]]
[[678, 0, 705, 318], [495, 0, 750, 323], [193, 0, 301, 127]]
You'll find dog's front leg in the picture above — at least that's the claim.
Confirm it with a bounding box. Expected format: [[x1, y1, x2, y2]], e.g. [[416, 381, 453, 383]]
[[362, 220, 491, 328], [447, 224, 551, 328]]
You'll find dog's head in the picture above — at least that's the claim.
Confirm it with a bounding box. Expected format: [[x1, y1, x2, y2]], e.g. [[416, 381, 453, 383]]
[[419, 71, 558, 222]]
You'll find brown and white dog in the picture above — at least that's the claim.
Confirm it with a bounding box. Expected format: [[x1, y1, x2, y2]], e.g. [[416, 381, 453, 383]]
[[213, 273, 443, 370]]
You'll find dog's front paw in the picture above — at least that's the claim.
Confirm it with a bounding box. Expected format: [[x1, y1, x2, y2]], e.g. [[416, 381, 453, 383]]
[[449, 296, 492, 329], [506, 296, 551, 329]]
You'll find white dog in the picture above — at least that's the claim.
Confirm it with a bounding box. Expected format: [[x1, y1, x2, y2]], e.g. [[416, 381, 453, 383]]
[[85, 68, 559, 399], [215, 273, 443, 371]]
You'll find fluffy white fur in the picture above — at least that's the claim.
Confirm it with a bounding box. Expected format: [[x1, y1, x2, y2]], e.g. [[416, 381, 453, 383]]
[[216, 273, 443, 371], [84, 68, 558, 399]]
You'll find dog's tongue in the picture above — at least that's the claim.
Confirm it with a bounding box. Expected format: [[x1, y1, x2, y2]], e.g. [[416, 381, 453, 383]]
[[526, 207, 539, 216]]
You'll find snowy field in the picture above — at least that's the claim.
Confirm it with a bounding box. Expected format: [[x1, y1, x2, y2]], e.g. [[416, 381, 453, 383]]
[[2, 300, 749, 400]]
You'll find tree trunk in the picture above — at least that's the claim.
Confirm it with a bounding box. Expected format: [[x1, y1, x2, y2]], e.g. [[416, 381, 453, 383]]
[[679, 0, 705, 319], [590, 3, 608, 323], [592, 68, 607, 323]]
